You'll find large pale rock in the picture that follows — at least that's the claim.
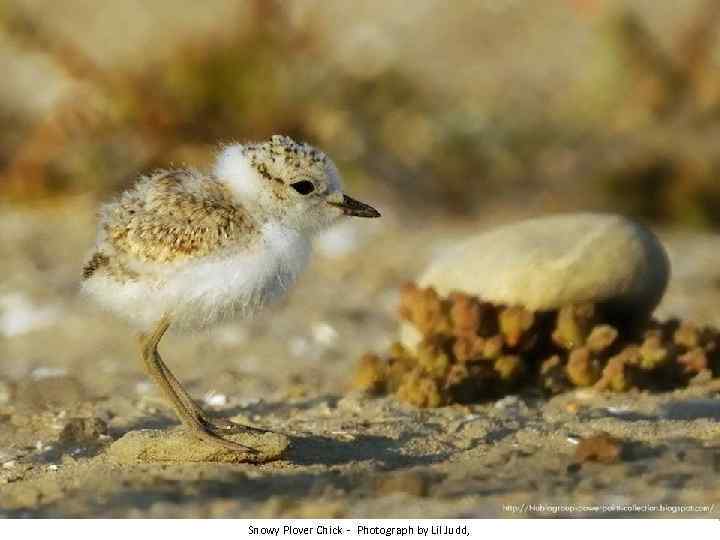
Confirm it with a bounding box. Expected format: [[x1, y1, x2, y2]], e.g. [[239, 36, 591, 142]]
[[108, 427, 290, 464], [402, 213, 670, 348]]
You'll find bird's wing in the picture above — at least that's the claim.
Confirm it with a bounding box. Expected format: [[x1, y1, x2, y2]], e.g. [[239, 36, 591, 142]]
[[100, 170, 256, 264]]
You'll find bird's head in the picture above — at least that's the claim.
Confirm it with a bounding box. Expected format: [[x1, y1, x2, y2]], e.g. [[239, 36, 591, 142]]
[[214, 135, 380, 232]]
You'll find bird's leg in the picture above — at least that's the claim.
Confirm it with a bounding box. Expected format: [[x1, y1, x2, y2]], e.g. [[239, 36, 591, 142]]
[[155, 355, 271, 435], [138, 316, 258, 453]]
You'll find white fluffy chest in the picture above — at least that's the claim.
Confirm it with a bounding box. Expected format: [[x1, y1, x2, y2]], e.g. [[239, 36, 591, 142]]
[[164, 222, 312, 327]]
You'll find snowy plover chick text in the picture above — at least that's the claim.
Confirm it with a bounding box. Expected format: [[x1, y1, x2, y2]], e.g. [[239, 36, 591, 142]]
[[82, 135, 380, 453]]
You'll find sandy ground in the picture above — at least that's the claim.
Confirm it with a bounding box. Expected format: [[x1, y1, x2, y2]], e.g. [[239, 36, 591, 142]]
[[1, 200, 720, 518]]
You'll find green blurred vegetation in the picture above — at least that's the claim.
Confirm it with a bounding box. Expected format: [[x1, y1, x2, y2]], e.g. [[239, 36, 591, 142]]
[[2, 0, 720, 226]]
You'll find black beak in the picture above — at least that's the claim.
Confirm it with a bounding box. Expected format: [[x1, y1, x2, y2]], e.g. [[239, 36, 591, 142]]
[[328, 194, 381, 218]]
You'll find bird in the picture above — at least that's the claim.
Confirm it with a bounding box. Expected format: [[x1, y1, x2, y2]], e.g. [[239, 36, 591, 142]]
[[81, 135, 380, 453]]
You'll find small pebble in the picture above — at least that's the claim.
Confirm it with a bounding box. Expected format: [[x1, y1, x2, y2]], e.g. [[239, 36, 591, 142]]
[[203, 392, 228, 407], [564, 402, 580, 414], [312, 322, 339, 346], [566, 435, 581, 445], [575, 433, 624, 464]]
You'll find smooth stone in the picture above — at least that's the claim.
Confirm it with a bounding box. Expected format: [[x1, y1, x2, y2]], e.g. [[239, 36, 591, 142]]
[[401, 213, 670, 348], [108, 427, 290, 464]]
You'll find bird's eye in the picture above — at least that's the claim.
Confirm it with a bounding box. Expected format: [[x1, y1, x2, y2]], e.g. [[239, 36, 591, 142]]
[[290, 180, 315, 195]]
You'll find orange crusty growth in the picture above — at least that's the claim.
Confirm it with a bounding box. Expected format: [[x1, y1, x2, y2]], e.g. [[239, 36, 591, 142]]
[[353, 283, 720, 407]]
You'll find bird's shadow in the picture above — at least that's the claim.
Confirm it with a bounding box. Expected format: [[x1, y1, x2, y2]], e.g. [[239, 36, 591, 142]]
[[659, 399, 720, 421], [586, 399, 720, 422], [285, 432, 450, 468]]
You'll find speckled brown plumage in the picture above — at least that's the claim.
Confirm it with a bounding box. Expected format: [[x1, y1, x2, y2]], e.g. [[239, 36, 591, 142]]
[[81, 252, 109, 280], [242, 137, 329, 185], [99, 169, 257, 266]]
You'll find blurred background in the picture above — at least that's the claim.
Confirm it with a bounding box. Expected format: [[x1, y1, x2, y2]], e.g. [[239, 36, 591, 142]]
[[2, 0, 720, 225]]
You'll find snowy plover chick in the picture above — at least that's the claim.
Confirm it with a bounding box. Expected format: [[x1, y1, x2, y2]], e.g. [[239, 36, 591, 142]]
[[82, 135, 380, 453]]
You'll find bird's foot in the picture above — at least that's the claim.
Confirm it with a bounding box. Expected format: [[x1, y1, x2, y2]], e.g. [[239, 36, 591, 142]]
[[200, 416, 275, 436], [187, 423, 261, 454]]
